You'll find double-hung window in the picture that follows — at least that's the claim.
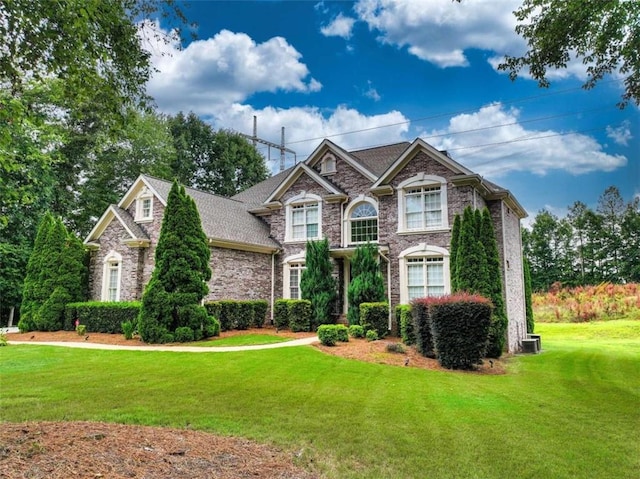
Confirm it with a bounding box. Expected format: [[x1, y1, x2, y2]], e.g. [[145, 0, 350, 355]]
[[398, 175, 448, 233], [406, 257, 445, 300], [288, 262, 306, 299], [102, 251, 122, 302], [349, 202, 378, 244], [286, 193, 322, 242], [135, 187, 153, 222]]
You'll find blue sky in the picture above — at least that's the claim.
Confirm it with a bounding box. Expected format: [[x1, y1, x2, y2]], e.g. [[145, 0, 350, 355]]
[[141, 0, 639, 222]]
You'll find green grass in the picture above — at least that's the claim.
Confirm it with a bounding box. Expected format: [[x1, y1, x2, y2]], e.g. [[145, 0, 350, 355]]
[[2, 320, 639, 478], [193, 333, 291, 347]]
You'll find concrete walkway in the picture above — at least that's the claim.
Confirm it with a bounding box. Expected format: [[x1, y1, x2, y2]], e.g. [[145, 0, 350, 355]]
[[6, 335, 319, 352]]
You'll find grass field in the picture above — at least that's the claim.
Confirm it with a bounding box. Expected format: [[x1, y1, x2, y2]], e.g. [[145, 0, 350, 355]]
[[1, 320, 639, 478], [194, 333, 292, 347]]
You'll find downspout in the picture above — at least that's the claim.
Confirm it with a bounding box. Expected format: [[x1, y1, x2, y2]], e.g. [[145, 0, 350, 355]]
[[379, 250, 392, 331], [271, 251, 276, 325]]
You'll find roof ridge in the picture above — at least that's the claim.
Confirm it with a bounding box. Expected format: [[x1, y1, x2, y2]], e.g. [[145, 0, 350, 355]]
[[141, 174, 246, 205]]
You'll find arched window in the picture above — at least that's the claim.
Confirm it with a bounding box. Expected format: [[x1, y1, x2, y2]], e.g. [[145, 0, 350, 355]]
[[398, 244, 450, 303], [397, 174, 448, 233], [348, 200, 378, 244], [101, 251, 123, 301], [285, 192, 322, 243], [321, 153, 336, 175]]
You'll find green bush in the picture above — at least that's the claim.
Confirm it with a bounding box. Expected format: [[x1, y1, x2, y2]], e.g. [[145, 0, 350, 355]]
[[318, 324, 339, 346], [65, 301, 140, 334], [204, 301, 222, 323], [121, 321, 135, 340], [359, 302, 389, 338], [335, 324, 349, 342], [204, 316, 220, 337], [385, 342, 405, 353], [410, 299, 436, 358], [274, 299, 290, 329], [217, 300, 237, 331], [366, 329, 379, 341], [0, 331, 7, 347], [397, 304, 415, 345], [428, 294, 493, 370], [251, 300, 269, 328], [289, 300, 312, 332], [175, 326, 195, 342], [234, 301, 253, 330], [76, 324, 86, 336], [348, 324, 365, 338]]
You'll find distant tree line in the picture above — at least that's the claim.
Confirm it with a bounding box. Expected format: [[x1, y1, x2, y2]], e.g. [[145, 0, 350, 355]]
[[523, 186, 640, 291]]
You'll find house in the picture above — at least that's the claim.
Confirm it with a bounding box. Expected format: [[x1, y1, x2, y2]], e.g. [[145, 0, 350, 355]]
[[84, 138, 528, 352]]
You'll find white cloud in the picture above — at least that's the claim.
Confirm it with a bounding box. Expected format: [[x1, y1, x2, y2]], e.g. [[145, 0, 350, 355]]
[[210, 104, 410, 171], [420, 103, 627, 177], [321, 13, 356, 39], [140, 21, 321, 114], [606, 121, 633, 146], [354, 0, 523, 68], [364, 80, 381, 101]]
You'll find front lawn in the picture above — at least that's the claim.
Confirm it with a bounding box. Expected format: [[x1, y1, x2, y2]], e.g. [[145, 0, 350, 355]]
[[1, 320, 638, 478]]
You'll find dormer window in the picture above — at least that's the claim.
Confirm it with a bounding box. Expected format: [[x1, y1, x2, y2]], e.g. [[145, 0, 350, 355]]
[[320, 153, 337, 175], [135, 187, 153, 222]]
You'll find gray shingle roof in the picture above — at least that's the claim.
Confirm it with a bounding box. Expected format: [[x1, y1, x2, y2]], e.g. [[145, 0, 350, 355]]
[[143, 176, 279, 250], [349, 142, 411, 176], [111, 205, 149, 240], [231, 167, 294, 206]]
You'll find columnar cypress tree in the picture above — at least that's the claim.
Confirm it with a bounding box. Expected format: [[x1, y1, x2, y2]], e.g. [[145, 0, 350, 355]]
[[450, 213, 462, 292], [480, 208, 507, 358], [347, 243, 385, 325], [138, 181, 213, 343], [455, 206, 489, 294], [524, 256, 535, 333], [300, 238, 337, 330], [19, 213, 87, 332]]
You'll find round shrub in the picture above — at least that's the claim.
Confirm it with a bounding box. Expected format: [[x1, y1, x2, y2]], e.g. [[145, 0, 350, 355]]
[[174, 326, 194, 343], [335, 324, 349, 342], [204, 316, 220, 337], [366, 329, 379, 342], [318, 324, 338, 346], [348, 324, 365, 338]]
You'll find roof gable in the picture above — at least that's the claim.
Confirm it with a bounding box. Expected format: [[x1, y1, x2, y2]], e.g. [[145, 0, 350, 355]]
[[305, 139, 378, 182], [264, 162, 346, 204], [372, 138, 473, 188], [84, 205, 149, 244]]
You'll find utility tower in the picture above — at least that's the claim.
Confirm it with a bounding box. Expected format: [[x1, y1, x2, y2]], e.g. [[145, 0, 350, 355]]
[[240, 116, 296, 171]]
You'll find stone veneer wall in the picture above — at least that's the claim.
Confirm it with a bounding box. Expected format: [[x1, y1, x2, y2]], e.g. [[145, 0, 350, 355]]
[[206, 247, 273, 303]]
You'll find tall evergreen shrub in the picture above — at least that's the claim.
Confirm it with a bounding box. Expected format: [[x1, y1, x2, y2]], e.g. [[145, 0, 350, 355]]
[[524, 256, 535, 333], [455, 206, 489, 294], [347, 243, 385, 325], [19, 213, 87, 332], [138, 181, 213, 343], [450, 213, 462, 292], [300, 238, 337, 329]]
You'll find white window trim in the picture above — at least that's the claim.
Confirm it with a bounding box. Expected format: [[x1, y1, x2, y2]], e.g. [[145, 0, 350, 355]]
[[282, 252, 306, 299], [398, 244, 450, 304], [320, 153, 337, 175], [397, 174, 449, 234], [101, 250, 123, 302], [343, 195, 379, 246], [135, 187, 154, 222], [284, 191, 323, 243]]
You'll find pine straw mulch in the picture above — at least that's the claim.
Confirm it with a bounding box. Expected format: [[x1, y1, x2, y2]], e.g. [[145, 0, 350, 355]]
[[2, 328, 507, 478]]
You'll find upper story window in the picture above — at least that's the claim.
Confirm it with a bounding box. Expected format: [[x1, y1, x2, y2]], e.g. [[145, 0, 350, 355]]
[[347, 198, 378, 245], [101, 251, 122, 302], [135, 187, 153, 222], [285, 192, 322, 243], [397, 174, 448, 233], [320, 153, 336, 175]]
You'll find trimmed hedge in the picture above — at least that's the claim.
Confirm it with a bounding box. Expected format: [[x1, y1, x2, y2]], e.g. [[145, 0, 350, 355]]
[[318, 324, 339, 346], [359, 302, 389, 338], [348, 324, 365, 338], [65, 302, 140, 334], [289, 300, 312, 332], [274, 299, 290, 329], [410, 299, 436, 358], [251, 300, 269, 328], [204, 299, 269, 331], [428, 293, 493, 370], [396, 304, 415, 345], [335, 324, 349, 342]]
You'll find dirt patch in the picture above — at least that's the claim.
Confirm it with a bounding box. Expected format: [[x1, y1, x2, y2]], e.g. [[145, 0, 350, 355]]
[[0, 422, 317, 479]]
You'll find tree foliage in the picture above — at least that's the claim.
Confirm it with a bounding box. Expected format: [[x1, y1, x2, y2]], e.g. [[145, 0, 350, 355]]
[[138, 181, 213, 343], [347, 243, 386, 326], [524, 186, 638, 289], [523, 256, 535, 334], [18, 213, 87, 332], [455, 206, 489, 294], [499, 0, 640, 108], [300, 238, 337, 329]]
